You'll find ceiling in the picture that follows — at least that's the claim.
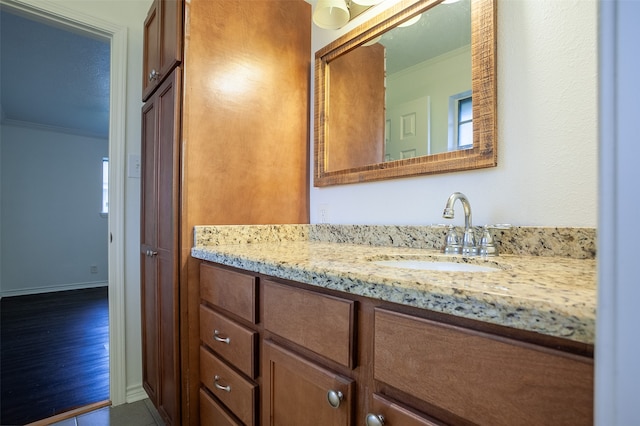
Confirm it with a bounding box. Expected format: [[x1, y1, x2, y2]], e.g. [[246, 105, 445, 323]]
[[0, 8, 110, 138]]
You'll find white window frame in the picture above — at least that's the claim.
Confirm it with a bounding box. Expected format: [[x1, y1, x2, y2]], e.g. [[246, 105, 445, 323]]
[[447, 90, 473, 151]]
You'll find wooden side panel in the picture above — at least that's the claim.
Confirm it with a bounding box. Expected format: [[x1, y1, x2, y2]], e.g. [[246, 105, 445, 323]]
[[325, 43, 385, 172], [200, 305, 257, 378], [374, 308, 594, 426], [263, 280, 356, 368], [263, 340, 354, 426], [200, 264, 257, 324], [181, 0, 311, 227]]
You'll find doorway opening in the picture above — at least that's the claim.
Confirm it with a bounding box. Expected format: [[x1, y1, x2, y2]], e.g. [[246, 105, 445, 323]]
[[0, 0, 128, 421]]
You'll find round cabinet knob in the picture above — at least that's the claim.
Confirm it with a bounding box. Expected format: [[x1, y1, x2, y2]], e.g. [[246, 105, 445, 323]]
[[327, 390, 344, 409], [148, 69, 160, 81], [365, 413, 385, 426]]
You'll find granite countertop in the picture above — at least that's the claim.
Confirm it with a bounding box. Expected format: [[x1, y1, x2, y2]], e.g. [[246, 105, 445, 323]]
[[191, 225, 596, 345]]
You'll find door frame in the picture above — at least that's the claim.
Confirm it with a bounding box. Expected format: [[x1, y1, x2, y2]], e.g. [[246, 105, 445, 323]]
[[0, 0, 128, 405]]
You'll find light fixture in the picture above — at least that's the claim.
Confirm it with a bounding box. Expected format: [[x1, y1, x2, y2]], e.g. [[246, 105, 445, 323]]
[[312, 0, 350, 30]]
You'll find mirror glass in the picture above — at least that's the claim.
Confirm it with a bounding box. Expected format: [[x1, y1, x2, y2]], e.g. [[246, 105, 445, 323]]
[[314, 0, 496, 186]]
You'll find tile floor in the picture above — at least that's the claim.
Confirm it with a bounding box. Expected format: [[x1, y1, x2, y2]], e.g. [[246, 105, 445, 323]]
[[50, 399, 164, 426]]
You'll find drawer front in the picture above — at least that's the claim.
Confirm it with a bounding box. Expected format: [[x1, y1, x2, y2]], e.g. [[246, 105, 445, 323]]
[[200, 263, 257, 323], [200, 347, 257, 426], [374, 308, 594, 426], [200, 305, 257, 378], [199, 388, 242, 426], [263, 280, 356, 368], [368, 394, 442, 426]]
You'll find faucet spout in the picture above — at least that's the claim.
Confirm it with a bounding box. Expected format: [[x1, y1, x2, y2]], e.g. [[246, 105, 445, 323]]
[[443, 192, 473, 230], [442, 192, 477, 255]]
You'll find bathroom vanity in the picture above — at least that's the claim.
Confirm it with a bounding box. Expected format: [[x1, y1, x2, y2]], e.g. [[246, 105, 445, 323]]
[[190, 224, 595, 425]]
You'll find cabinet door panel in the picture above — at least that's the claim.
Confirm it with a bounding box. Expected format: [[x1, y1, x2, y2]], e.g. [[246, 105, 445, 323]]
[[142, 0, 160, 99], [159, 0, 182, 79], [140, 68, 181, 425], [263, 340, 354, 426], [143, 0, 182, 100], [374, 308, 593, 425]]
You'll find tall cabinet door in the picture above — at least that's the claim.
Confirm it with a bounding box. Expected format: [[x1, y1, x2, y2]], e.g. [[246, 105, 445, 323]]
[[141, 68, 182, 426]]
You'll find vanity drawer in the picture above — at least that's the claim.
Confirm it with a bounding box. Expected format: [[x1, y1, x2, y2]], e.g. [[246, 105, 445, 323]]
[[200, 347, 257, 426], [200, 305, 257, 378], [368, 394, 442, 426], [373, 308, 593, 426], [199, 388, 242, 426], [263, 280, 356, 368], [200, 263, 257, 323]]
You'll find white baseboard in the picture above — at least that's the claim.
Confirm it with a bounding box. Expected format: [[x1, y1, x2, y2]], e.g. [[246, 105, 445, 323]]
[[0, 281, 108, 298], [125, 384, 149, 405]]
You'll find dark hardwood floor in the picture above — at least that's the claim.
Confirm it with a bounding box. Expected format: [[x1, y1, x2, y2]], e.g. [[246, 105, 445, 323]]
[[0, 287, 109, 425]]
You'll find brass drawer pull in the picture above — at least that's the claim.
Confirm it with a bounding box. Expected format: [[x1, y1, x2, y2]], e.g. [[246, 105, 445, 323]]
[[213, 329, 231, 344], [213, 375, 231, 392]]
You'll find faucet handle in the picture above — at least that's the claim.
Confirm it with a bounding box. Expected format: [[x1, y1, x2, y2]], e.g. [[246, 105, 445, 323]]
[[478, 224, 512, 256], [443, 225, 462, 254]]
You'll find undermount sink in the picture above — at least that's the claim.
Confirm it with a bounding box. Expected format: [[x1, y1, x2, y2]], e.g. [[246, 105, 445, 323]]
[[371, 257, 502, 273]]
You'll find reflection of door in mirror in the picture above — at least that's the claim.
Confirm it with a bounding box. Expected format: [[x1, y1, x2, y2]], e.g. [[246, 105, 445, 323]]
[[325, 44, 385, 172], [385, 96, 430, 161]]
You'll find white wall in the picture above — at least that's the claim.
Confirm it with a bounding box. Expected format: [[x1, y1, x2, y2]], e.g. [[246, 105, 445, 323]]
[[309, 0, 598, 227], [0, 125, 108, 296]]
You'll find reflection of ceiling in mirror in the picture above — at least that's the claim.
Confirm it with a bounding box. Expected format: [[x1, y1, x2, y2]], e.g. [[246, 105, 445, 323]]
[[381, 0, 471, 74]]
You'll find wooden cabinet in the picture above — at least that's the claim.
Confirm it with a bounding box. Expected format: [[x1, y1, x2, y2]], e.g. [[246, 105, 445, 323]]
[[142, 0, 182, 101], [141, 69, 182, 425], [194, 261, 594, 426], [140, 0, 311, 423]]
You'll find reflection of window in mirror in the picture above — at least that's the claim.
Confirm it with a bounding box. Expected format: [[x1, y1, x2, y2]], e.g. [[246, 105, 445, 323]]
[[448, 90, 473, 151]]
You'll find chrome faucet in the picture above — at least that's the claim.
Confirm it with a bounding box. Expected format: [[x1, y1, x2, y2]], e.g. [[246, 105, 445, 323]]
[[442, 192, 478, 256]]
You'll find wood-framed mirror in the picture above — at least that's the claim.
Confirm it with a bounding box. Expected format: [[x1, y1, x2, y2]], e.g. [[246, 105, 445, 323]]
[[314, 0, 496, 187]]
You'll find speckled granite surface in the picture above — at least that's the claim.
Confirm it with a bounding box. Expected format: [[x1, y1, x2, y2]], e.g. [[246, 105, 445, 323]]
[[192, 224, 596, 344]]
